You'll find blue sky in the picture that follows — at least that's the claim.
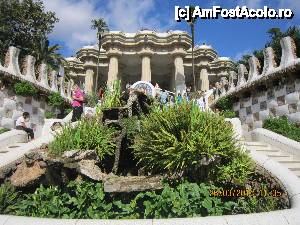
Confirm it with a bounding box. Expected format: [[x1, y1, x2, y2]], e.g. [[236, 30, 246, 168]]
[[43, 0, 300, 61]]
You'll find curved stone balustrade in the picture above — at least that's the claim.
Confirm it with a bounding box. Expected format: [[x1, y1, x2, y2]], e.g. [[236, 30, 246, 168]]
[[0, 46, 72, 103], [212, 36, 300, 102]]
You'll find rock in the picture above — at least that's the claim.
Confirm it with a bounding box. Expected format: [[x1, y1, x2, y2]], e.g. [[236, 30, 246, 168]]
[[1, 117, 14, 129], [103, 175, 163, 193], [62, 150, 99, 161], [10, 161, 46, 188], [77, 160, 106, 181]]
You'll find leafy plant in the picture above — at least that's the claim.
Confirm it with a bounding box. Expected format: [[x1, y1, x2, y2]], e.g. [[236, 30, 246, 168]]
[[49, 118, 116, 159], [13, 81, 39, 97], [0, 182, 20, 214], [263, 116, 300, 142], [85, 93, 99, 107], [133, 101, 254, 184], [47, 92, 64, 108], [215, 96, 233, 111], [100, 80, 122, 109], [45, 111, 55, 119]]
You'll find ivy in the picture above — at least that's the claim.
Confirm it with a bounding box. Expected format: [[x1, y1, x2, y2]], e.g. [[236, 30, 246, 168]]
[[13, 81, 39, 97]]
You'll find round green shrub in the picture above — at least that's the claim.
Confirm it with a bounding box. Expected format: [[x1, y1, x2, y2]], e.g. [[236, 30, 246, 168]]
[[133, 102, 254, 184], [215, 96, 233, 111], [47, 92, 65, 108], [13, 81, 38, 96]]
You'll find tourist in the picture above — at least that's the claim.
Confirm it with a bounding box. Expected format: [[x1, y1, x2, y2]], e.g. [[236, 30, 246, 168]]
[[183, 92, 189, 102], [197, 95, 205, 111], [16, 112, 34, 141], [176, 93, 183, 104], [160, 90, 168, 105], [71, 84, 84, 122], [98, 87, 104, 103]]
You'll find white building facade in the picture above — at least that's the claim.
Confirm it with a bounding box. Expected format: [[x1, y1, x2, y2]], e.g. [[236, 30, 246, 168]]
[[66, 30, 235, 93]]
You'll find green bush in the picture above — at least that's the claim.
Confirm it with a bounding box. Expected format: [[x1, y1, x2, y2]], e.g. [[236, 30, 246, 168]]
[[45, 111, 55, 119], [49, 118, 116, 159], [47, 92, 64, 108], [215, 96, 233, 111], [100, 80, 122, 109], [0, 182, 20, 214], [133, 102, 254, 184], [85, 93, 99, 107], [221, 110, 236, 118], [13, 81, 38, 97], [263, 116, 300, 142]]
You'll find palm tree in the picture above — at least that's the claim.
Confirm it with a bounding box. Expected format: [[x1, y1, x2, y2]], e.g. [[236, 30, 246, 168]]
[[34, 38, 66, 70], [187, 6, 197, 92], [91, 18, 109, 93]]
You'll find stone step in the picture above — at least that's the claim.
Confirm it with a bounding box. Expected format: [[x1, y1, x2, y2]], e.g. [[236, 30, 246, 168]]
[[249, 146, 272, 151], [284, 162, 300, 171], [292, 170, 300, 177], [269, 155, 293, 161], [244, 142, 269, 147]]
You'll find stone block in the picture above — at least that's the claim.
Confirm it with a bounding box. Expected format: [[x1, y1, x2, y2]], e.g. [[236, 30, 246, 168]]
[[32, 107, 38, 115], [253, 120, 263, 129], [246, 106, 252, 115], [0, 107, 4, 117], [259, 109, 270, 121], [1, 117, 14, 129], [4, 109, 13, 118], [286, 83, 295, 94], [274, 85, 286, 97], [296, 79, 300, 91], [260, 101, 267, 110], [258, 92, 267, 102], [275, 104, 289, 117], [40, 101, 46, 109], [253, 112, 259, 121], [251, 104, 260, 113], [15, 96, 25, 103], [246, 115, 254, 124], [267, 89, 275, 100], [16, 102, 23, 111], [287, 112, 300, 125], [288, 104, 297, 113], [252, 97, 258, 105], [24, 96, 32, 104], [3, 98, 16, 111], [12, 110, 23, 120], [239, 108, 247, 117], [23, 104, 32, 114], [267, 99, 278, 108], [233, 102, 240, 111], [277, 96, 285, 106], [243, 97, 251, 107], [285, 92, 299, 104]]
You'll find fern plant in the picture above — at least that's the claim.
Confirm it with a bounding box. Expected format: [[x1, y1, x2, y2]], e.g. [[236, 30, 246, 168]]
[[133, 101, 254, 184]]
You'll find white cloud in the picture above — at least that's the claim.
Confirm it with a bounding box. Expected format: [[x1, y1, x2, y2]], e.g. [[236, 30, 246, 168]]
[[42, 0, 175, 55], [279, 0, 300, 17], [234, 48, 252, 61]]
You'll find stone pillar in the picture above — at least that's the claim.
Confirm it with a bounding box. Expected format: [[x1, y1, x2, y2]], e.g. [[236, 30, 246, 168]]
[[107, 49, 121, 88], [141, 55, 151, 82], [173, 54, 186, 94], [199, 68, 209, 91], [85, 68, 94, 93]]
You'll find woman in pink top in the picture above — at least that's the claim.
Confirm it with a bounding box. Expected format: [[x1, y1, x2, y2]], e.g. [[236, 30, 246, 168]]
[[71, 84, 84, 122]]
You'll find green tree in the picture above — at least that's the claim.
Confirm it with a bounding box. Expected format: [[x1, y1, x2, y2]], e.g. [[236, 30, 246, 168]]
[[91, 18, 109, 93], [33, 38, 66, 70], [0, 0, 58, 61]]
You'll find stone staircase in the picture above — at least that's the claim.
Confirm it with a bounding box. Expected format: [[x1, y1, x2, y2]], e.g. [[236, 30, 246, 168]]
[[244, 141, 300, 178]]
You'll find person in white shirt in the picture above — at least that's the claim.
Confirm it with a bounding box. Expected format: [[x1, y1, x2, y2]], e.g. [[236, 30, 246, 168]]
[[197, 96, 206, 111], [16, 112, 34, 140]]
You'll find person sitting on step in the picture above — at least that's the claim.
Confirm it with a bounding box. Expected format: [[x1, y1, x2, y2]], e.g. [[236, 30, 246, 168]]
[[16, 112, 34, 141]]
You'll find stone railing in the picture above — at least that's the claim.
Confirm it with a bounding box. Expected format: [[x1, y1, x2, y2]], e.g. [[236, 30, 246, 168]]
[[0, 46, 73, 102], [211, 36, 300, 131], [212, 36, 300, 101]]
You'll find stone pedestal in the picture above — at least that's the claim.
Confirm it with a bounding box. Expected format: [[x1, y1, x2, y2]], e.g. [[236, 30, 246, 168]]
[[85, 68, 94, 93], [173, 54, 186, 94], [199, 68, 209, 91], [141, 55, 151, 82], [107, 50, 121, 88]]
